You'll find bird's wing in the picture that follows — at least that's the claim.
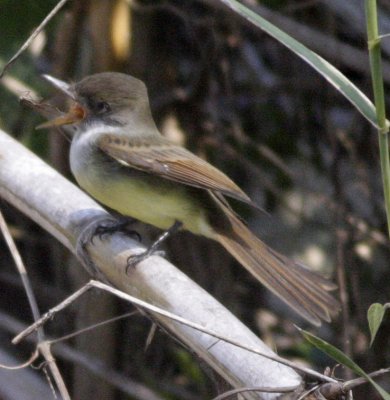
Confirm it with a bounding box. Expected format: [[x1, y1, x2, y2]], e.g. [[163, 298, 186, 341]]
[[98, 133, 258, 207]]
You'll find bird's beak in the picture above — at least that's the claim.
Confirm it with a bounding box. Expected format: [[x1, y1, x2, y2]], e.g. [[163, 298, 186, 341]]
[[36, 103, 86, 129], [36, 75, 87, 129]]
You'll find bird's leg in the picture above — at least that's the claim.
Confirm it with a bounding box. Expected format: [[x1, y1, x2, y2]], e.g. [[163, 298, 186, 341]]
[[126, 221, 183, 271], [76, 216, 141, 279]]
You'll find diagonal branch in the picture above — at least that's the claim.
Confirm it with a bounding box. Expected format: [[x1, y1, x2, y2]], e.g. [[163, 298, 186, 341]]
[[0, 128, 318, 399]]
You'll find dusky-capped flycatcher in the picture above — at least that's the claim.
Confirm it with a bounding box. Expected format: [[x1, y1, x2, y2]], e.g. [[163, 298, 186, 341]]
[[39, 72, 339, 326]]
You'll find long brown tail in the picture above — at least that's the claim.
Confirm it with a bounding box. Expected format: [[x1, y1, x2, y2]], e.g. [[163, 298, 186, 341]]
[[211, 194, 340, 326]]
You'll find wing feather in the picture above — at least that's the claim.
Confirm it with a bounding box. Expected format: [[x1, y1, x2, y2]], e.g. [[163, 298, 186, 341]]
[[98, 134, 258, 207]]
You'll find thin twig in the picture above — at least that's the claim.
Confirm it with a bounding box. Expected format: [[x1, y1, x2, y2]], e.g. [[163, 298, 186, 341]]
[[0, 310, 165, 400], [0, 75, 38, 99], [14, 280, 338, 384], [0, 210, 71, 400], [342, 367, 390, 391], [212, 385, 297, 400], [13, 283, 93, 344], [0, 0, 69, 78], [49, 311, 139, 344], [296, 384, 320, 400], [0, 349, 39, 370], [318, 366, 390, 398], [0, 210, 41, 327]]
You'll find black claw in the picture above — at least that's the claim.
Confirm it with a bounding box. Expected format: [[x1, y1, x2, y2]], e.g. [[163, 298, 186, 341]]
[[128, 230, 142, 243], [126, 252, 147, 273], [125, 249, 166, 274], [90, 234, 97, 246], [76, 216, 140, 280], [96, 225, 111, 241], [90, 220, 142, 244]]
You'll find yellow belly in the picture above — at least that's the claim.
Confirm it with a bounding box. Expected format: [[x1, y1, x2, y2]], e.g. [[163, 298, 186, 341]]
[[76, 171, 213, 237]]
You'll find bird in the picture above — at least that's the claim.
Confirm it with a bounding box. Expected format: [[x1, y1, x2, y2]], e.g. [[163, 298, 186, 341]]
[[39, 72, 339, 326]]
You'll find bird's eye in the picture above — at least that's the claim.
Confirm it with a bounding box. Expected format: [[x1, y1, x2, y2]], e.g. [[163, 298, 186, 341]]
[[95, 101, 111, 114]]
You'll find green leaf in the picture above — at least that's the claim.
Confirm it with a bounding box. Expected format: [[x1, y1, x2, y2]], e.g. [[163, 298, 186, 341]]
[[298, 327, 365, 375], [368, 303, 386, 347], [219, 0, 378, 128], [297, 327, 390, 400]]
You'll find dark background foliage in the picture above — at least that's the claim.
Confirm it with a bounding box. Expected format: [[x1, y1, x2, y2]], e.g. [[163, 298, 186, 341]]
[[0, 0, 390, 399]]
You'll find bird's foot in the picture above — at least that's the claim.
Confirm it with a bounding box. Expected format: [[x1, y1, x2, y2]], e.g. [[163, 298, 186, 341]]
[[125, 220, 182, 273], [92, 219, 141, 243], [126, 249, 166, 272], [76, 216, 141, 278]]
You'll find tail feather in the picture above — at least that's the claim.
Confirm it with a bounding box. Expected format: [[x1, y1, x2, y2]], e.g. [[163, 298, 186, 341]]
[[211, 194, 340, 326]]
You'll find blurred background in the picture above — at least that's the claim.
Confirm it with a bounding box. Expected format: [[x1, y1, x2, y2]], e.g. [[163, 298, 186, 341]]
[[0, 0, 390, 399]]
